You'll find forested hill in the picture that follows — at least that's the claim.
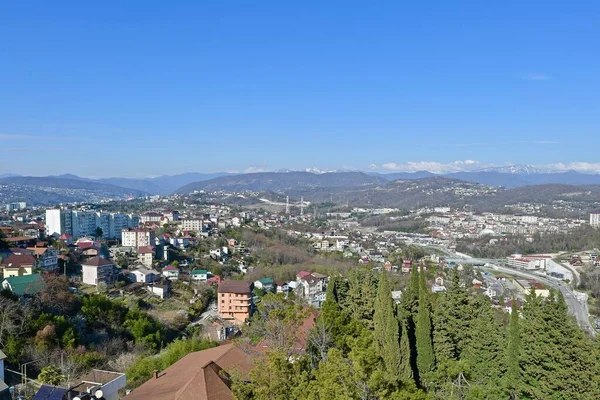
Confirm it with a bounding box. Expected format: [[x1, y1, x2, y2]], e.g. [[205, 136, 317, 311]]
[[234, 268, 600, 399], [175, 171, 388, 193]]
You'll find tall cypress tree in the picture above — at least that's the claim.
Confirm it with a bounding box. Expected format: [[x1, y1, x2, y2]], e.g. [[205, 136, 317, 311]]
[[504, 299, 521, 399], [416, 267, 434, 384], [373, 272, 401, 376], [398, 312, 414, 381]]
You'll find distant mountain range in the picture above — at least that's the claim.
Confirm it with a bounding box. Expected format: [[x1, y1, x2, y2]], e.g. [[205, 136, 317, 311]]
[[3, 165, 600, 206]]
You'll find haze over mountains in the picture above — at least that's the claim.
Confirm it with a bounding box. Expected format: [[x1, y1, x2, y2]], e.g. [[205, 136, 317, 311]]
[[3, 165, 600, 206]]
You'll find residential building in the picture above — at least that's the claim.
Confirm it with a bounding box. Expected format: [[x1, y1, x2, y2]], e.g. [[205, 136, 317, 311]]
[[122, 228, 156, 248], [4, 236, 36, 248], [140, 212, 163, 223], [69, 370, 126, 400], [82, 257, 118, 286], [5, 202, 26, 211], [218, 280, 253, 324], [136, 246, 154, 267], [170, 236, 190, 249], [275, 281, 289, 293], [191, 269, 209, 282], [46, 209, 139, 238], [27, 246, 59, 272], [2, 274, 46, 296], [181, 219, 202, 232], [514, 279, 550, 298], [148, 278, 171, 299], [162, 210, 180, 221], [591, 211, 600, 227], [254, 278, 274, 291], [0, 254, 35, 277], [162, 265, 180, 280], [296, 271, 328, 307], [129, 268, 158, 284], [123, 343, 256, 400]]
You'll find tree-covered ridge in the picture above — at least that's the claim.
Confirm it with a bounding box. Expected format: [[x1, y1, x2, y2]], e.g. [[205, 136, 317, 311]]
[[234, 267, 600, 400]]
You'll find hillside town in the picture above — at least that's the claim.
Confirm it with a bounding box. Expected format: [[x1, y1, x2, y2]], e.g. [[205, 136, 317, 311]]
[[1, 190, 600, 398]]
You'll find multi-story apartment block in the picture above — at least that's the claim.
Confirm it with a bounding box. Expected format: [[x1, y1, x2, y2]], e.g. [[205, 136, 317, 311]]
[[46, 209, 139, 239], [5, 202, 26, 211], [140, 212, 163, 224], [72, 211, 98, 238], [590, 211, 600, 227], [110, 213, 139, 238], [46, 209, 73, 237], [218, 280, 253, 324], [181, 219, 202, 232], [122, 228, 156, 248]]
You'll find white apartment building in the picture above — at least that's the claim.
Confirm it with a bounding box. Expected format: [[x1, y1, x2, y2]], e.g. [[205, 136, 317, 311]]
[[140, 212, 163, 223], [122, 228, 156, 248], [6, 202, 26, 211], [590, 211, 600, 227], [46, 209, 139, 239], [181, 219, 202, 232]]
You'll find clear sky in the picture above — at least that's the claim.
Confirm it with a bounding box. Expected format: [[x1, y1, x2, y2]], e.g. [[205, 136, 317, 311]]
[[1, 1, 600, 177]]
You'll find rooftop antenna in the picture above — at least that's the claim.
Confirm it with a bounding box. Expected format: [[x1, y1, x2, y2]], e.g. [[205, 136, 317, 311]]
[[285, 196, 290, 215], [300, 197, 304, 216]]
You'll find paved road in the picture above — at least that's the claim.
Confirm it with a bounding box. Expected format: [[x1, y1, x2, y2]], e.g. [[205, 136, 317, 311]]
[[487, 264, 594, 335], [190, 301, 218, 326], [433, 246, 595, 336]]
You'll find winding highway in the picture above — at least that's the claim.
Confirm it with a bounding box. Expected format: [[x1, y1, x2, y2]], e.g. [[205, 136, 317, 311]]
[[438, 248, 595, 335]]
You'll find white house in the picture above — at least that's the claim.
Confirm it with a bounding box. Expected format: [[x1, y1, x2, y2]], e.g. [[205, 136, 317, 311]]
[[129, 268, 158, 284], [191, 269, 209, 282], [276, 282, 289, 293], [162, 265, 180, 279], [82, 257, 117, 286], [148, 278, 171, 299], [431, 285, 447, 293]]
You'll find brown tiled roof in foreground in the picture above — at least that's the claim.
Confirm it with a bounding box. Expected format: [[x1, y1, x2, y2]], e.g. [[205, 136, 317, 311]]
[[218, 280, 251, 294], [124, 343, 258, 400]]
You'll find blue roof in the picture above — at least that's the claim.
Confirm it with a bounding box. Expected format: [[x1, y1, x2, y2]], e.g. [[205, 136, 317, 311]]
[[33, 385, 67, 400]]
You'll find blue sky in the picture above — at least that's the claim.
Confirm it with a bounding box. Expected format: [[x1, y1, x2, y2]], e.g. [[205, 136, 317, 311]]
[[1, 1, 600, 177]]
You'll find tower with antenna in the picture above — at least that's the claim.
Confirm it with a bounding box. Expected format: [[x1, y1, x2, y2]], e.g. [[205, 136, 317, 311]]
[[285, 196, 290, 215], [300, 197, 304, 216]]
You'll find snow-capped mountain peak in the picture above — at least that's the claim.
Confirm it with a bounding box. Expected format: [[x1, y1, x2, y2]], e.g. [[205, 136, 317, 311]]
[[475, 164, 560, 175]]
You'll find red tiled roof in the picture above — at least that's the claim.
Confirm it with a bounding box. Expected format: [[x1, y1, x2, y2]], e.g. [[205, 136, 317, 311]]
[[163, 265, 179, 271], [5, 236, 35, 242], [124, 343, 258, 400], [0, 254, 36, 268], [137, 246, 154, 254]]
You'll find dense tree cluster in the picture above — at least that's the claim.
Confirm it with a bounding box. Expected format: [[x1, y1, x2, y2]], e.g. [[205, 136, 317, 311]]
[[0, 279, 170, 387], [235, 267, 600, 399]]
